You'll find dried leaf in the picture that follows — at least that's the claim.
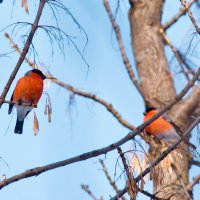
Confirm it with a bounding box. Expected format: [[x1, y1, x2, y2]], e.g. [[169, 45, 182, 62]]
[[48, 95, 52, 113], [33, 111, 39, 136], [47, 104, 51, 123], [127, 177, 138, 199], [126, 161, 138, 199], [143, 154, 149, 170], [44, 98, 48, 115], [21, 0, 29, 14], [150, 167, 154, 181], [131, 153, 144, 175]]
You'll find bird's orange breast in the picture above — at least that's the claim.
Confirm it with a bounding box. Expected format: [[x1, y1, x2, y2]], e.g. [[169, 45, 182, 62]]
[[144, 110, 173, 136], [12, 74, 44, 105]]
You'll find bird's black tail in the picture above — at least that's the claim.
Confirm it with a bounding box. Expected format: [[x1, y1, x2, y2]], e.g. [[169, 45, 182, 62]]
[[14, 118, 24, 134]]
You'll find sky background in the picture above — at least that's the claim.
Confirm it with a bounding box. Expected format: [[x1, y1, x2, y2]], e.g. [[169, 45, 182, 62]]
[[0, 0, 199, 200]]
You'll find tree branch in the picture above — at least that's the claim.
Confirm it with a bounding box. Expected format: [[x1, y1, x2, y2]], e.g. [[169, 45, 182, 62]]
[[187, 175, 200, 191], [190, 159, 200, 166], [160, 28, 190, 81], [81, 184, 99, 200], [180, 0, 200, 33], [103, 0, 145, 100], [117, 147, 137, 200], [0, 0, 46, 107], [162, 0, 197, 30], [99, 159, 127, 200]]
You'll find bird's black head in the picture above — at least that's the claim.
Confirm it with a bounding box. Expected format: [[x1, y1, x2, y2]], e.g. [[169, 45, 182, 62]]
[[143, 105, 156, 115], [31, 69, 46, 80]]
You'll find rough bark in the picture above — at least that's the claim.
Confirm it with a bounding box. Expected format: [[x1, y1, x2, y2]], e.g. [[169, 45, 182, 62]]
[[129, 0, 176, 106], [129, 0, 192, 199]]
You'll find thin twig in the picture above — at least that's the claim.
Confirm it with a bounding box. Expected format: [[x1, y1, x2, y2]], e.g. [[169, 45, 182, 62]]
[[81, 184, 99, 200], [160, 28, 190, 81], [172, 164, 192, 199], [117, 147, 138, 200], [177, 50, 199, 80], [163, 0, 197, 30], [111, 116, 200, 200], [5, 33, 35, 68], [0, 0, 46, 107], [99, 159, 127, 200], [103, 0, 145, 100], [187, 174, 200, 191], [180, 0, 200, 33], [190, 159, 200, 166], [52, 79, 136, 131]]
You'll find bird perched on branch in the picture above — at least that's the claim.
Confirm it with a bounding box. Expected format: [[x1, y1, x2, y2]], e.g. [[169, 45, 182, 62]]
[[8, 69, 46, 134], [143, 106, 196, 149]]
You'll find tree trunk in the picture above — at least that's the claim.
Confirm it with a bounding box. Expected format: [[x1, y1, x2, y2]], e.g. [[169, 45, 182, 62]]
[[129, 0, 191, 199]]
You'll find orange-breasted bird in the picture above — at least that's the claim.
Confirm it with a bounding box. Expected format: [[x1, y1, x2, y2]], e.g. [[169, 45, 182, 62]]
[[143, 106, 196, 149], [8, 69, 46, 134], [143, 106, 180, 141]]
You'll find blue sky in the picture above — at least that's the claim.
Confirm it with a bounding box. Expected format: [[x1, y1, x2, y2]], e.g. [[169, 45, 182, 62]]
[[0, 0, 199, 200]]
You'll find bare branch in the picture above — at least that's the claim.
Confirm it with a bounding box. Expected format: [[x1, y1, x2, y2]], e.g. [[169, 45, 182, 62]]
[[190, 159, 200, 166], [180, 0, 200, 33], [111, 116, 200, 199], [117, 147, 138, 200], [103, 0, 145, 100], [177, 50, 199, 79], [163, 0, 197, 30], [81, 184, 99, 200], [0, 0, 46, 107], [52, 79, 136, 131], [5, 33, 35, 68], [99, 159, 127, 200], [187, 175, 200, 191], [160, 28, 190, 81]]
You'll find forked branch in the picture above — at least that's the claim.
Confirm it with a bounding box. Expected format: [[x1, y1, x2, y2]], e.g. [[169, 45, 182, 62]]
[[163, 0, 197, 30], [187, 174, 200, 191]]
